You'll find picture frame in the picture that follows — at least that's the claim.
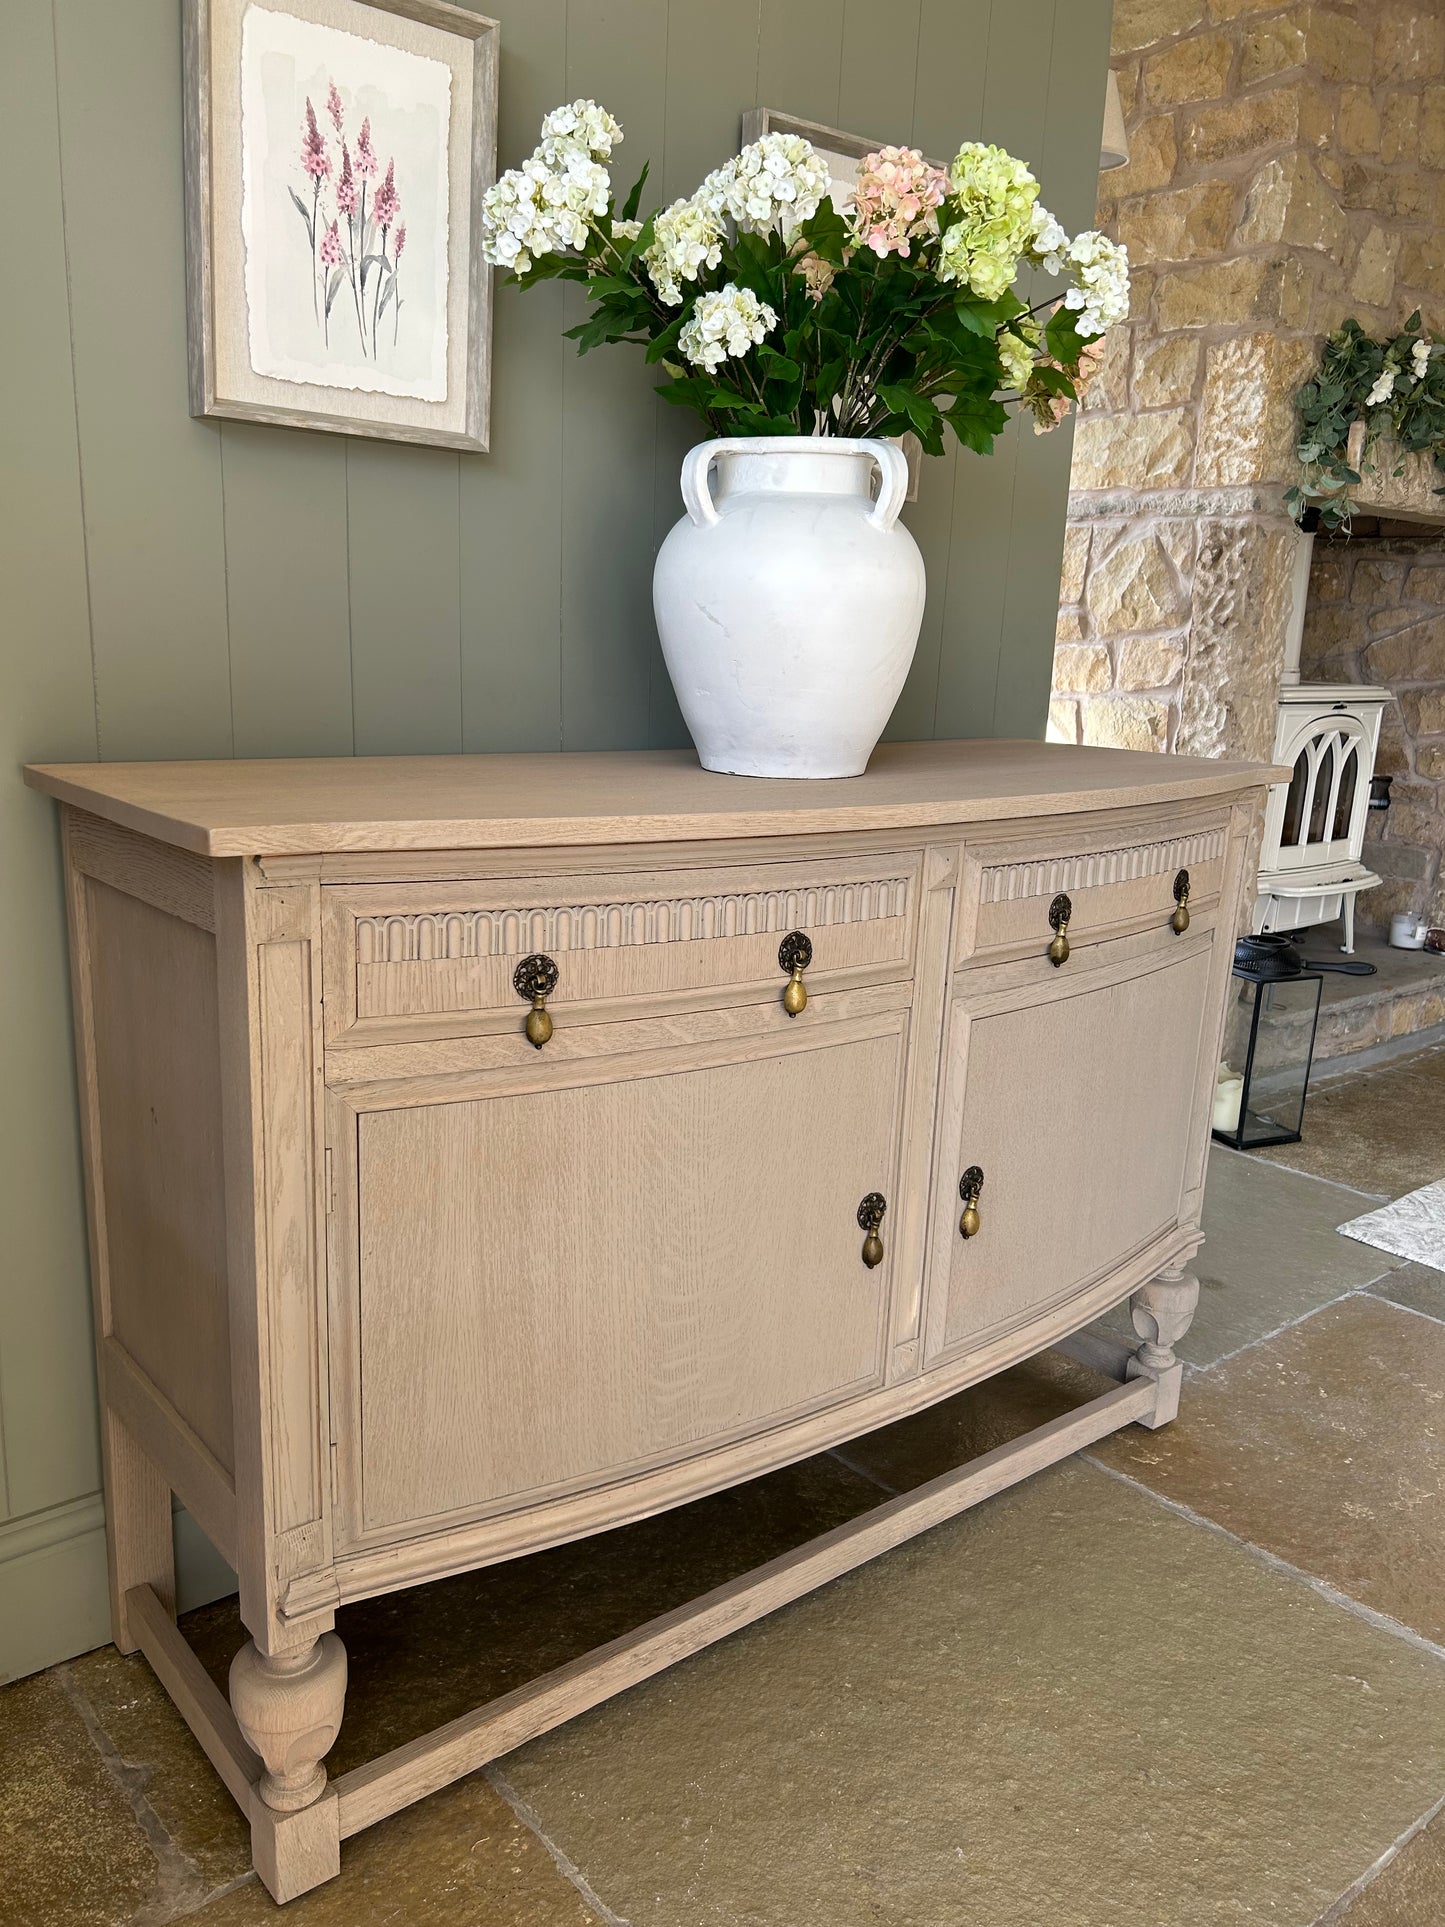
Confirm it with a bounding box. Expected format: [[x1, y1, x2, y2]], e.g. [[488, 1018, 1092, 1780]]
[[182, 0, 498, 450], [741, 110, 930, 500]]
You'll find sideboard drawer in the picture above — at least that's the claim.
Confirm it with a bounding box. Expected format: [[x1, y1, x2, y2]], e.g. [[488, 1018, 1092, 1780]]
[[956, 815, 1229, 966], [323, 851, 920, 1044]]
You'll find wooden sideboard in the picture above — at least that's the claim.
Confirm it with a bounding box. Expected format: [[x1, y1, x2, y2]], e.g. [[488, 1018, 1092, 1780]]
[[25, 741, 1280, 1903]]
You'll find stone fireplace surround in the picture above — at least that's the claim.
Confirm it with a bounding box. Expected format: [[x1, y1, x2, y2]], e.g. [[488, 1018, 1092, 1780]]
[[1051, 0, 1445, 772], [1302, 513, 1445, 936]]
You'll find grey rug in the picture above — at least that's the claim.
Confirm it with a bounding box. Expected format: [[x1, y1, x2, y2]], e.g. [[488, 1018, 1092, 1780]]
[[1340, 1178, 1445, 1273]]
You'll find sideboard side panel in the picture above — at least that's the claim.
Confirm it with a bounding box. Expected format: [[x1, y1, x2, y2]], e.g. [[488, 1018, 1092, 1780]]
[[215, 861, 334, 1653]]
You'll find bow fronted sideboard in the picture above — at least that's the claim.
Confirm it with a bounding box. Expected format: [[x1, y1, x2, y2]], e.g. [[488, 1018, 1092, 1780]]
[[25, 740, 1281, 1903]]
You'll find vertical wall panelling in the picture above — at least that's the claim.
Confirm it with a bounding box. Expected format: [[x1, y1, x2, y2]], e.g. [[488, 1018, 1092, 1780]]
[[52, 0, 234, 761], [4, 0, 1113, 1682], [755, 0, 845, 129], [560, 0, 671, 750], [647, 0, 768, 749], [221, 426, 354, 757], [0, 0, 110, 1679], [346, 443, 464, 753], [460, 0, 568, 753], [992, 1, 1114, 740]]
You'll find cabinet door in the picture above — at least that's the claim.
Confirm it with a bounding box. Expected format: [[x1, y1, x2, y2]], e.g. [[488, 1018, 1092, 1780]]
[[924, 942, 1213, 1363], [335, 1021, 905, 1540]]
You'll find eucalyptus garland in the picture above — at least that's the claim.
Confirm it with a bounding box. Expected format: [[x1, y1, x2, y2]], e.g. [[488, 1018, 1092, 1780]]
[[1290, 311, 1445, 531]]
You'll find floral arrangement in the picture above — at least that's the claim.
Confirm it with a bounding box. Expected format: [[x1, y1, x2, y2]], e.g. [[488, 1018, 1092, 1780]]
[[479, 103, 1129, 454], [1291, 313, 1445, 532], [292, 81, 406, 356]]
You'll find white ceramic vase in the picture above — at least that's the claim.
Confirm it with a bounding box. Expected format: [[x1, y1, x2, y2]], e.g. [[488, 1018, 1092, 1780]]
[[653, 436, 927, 778]]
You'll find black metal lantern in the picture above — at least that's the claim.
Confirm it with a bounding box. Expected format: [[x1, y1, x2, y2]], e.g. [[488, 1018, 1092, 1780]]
[[1212, 935, 1324, 1150]]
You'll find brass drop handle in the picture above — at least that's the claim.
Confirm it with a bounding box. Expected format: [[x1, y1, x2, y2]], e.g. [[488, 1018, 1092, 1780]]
[[779, 930, 813, 1016], [1171, 868, 1191, 935], [1047, 893, 1072, 967], [857, 1192, 887, 1268], [513, 953, 559, 1048], [958, 1165, 984, 1239]]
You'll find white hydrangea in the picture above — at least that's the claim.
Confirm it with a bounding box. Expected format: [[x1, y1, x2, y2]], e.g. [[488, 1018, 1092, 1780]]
[[481, 143, 612, 271], [679, 283, 777, 372], [1367, 367, 1397, 406], [540, 98, 623, 163], [644, 196, 726, 305], [611, 217, 643, 243], [1025, 202, 1069, 276], [707, 133, 831, 233], [1411, 338, 1432, 380], [1061, 230, 1130, 337]]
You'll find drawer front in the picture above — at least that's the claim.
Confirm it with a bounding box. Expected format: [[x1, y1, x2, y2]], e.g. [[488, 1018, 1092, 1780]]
[[328, 1013, 907, 1545], [958, 816, 1229, 966], [324, 852, 920, 1045]]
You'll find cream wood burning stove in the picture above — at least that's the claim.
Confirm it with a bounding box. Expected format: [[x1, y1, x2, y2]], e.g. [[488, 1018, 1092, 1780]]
[[1253, 529, 1390, 954]]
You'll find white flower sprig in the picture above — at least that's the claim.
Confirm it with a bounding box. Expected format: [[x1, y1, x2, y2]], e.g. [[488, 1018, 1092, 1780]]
[[1061, 231, 1131, 338], [480, 98, 620, 273], [679, 284, 778, 371], [704, 133, 831, 234], [644, 197, 726, 305]]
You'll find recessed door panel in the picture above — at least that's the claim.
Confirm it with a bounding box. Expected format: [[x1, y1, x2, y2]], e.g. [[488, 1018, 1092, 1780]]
[[348, 1026, 904, 1534], [926, 946, 1211, 1361]]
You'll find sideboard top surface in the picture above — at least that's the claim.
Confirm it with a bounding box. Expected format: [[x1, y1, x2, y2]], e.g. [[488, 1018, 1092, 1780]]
[[25, 741, 1285, 857]]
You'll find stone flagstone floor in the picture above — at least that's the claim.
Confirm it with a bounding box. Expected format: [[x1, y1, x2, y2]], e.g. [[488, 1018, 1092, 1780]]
[[4, 1080, 1445, 1925]]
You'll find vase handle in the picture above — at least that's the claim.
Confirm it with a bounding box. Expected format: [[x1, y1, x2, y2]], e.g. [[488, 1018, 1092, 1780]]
[[680, 440, 728, 528], [865, 440, 910, 532]]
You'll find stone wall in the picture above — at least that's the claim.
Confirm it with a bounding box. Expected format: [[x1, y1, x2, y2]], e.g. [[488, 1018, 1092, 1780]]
[[1302, 518, 1445, 932], [1051, 0, 1445, 763]]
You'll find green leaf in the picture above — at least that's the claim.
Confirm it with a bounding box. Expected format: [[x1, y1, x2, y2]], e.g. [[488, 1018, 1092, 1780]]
[[620, 161, 650, 223]]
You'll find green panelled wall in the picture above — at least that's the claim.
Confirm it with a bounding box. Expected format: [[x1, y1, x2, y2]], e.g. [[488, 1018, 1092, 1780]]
[[0, 0, 1113, 1679]]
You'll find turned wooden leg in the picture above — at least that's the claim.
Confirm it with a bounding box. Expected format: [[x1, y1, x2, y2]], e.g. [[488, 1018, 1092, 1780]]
[[1126, 1262, 1200, 1429], [230, 1633, 347, 1901], [102, 1407, 174, 1652]]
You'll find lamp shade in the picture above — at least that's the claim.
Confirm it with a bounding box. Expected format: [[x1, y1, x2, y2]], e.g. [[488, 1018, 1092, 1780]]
[[1101, 69, 1129, 170]]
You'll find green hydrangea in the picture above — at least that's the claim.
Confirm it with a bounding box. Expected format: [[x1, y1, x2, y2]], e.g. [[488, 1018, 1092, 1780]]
[[938, 141, 1039, 300]]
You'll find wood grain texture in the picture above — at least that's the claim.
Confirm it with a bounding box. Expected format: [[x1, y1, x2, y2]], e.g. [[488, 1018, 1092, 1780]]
[[128, 1583, 260, 1808], [24, 742, 1290, 856], [340, 1020, 904, 1536]]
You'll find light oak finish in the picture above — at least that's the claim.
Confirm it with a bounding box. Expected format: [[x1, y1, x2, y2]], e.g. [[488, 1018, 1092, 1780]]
[[37, 743, 1275, 1902]]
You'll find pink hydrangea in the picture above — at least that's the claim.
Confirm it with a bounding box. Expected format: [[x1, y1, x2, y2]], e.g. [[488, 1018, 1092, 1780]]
[[336, 142, 358, 217], [326, 80, 344, 133], [300, 97, 331, 182], [851, 145, 948, 258], [319, 218, 343, 267], [372, 158, 400, 228]]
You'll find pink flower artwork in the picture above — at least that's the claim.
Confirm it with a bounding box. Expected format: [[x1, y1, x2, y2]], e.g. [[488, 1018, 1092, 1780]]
[[300, 97, 331, 182], [372, 159, 400, 230], [287, 96, 405, 362], [336, 142, 358, 217]]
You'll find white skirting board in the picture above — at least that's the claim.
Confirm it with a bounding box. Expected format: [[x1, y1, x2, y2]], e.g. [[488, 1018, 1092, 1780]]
[[1340, 1179, 1445, 1273]]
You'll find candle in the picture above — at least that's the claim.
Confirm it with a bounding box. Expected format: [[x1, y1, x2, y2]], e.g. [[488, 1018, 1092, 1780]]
[[1213, 1066, 1243, 1133]]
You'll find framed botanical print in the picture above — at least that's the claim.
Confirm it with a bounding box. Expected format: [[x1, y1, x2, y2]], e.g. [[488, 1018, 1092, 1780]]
[[182, 0, 498, 449]]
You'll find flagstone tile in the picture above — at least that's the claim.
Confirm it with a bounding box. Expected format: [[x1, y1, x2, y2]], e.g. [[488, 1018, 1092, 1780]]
[[69, 1641, 252, 1893], [1246, 1045, 1445, 1199], [1092, 1147, 1401, 1369], [194, 1777, 600, 1926], [0, 1668, 158, 1927], [1339, 1808, 1445, 1924], [499, 1461, 1445, 1927], [1369, 1261, 1445, 1326], [1097, 1293, 1445, 1644]]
